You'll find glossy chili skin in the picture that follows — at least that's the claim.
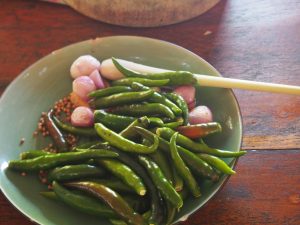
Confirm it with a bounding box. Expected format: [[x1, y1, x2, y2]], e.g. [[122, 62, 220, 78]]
[[112, 57, 197, 86], [170, 133, 201, 197], [94, 110, 136, 132], [162, 92, 189, 125], [157, 127, 246, 157], [88, 86, 132, 98], [97, 159, 146, 196], [89, 90, 154, 109], [107, 147, 165, 225], [20, 150, 51, 160], [47, 164, 106, 182], [94, 123, 158, 154], [119, 116, 150, 140], [149, 148, 174, 187], [8, 149, 118, 171], [112, 77, 170, 87], [136, 127, 219, 181], [64, 181, 145, 225], [110, 103, 175, 119], [44, 109, 68, 152], [197, 153, 236, 175], [176, 122, 222, 139], [138, 155, 183, 209], [87, 178, 135, 194], [53, 116, 98, 137], [52, 182, 118, 218], [131, 82, 182, 116]]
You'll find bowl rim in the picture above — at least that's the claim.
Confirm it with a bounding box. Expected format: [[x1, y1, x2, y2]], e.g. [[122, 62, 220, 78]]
[[0, 35, 243, 225]]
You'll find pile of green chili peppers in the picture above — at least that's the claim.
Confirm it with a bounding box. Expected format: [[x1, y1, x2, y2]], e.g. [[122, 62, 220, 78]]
[[8, 58, 246, 225]]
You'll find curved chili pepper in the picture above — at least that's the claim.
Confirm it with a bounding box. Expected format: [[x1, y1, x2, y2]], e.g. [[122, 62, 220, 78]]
[[94, 110, 136, 132], [162, 92, 189, 125], [171, 164, 183, 192], [131, 82, 182, 116], [94, 123, 158, 154], [110, 103, 175, 119], [157, 127, 246, 157], [148, 144, 174, 187], [112, 57, 197, 86], [20, 150, 51, 160], [138, 155, 183, 209], [53, 116, 98, 137], [107, 147, 165, 225], [8, 149, 118, 171], [87, 178, 135, 194], [52, 182, 118, 218], [89, 90, 154, 109], [97, 159, 146, 196], [44, 109, 68, 152], [197, 153, 236, 175], [170, 132, 201, 197], [88, 86, 133, 98], [64, 181, 145, 225], [176, 122, 222, 139], [47, 164, 106, 182], [112, 77, 170, 87], [119, 116, 150, 140], [136, 127, 219, 181]]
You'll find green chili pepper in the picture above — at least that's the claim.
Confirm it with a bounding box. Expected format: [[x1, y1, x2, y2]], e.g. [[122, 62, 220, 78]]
[[135, 126, 219, 181], [163, 118, 184, 129], [88, 178, 135, 194], [177, 122, 222, 139], [148, 117, 164, 127], [171, 164, 183, 192], [73, 140, 102, 150], [112, 58, 197, 86], [94, 123, 158, 154], [138, 155, 183, 209], [8, 149, 118, 171], [89, 86, 132, 98], [109, 219, 128, 225], [65, 181, 145, 225], [20, 150, 51, 160], [47, 164, 106, 182], [94, 110, 136, 132], [97, 159, 146, 196], [119, 116, 150, 140], [53, 116, 98, 137], [108, 147, 165, 225], [197, 153, 236, 175], [170, 133, 201, 197], [110, 103, 175, 119], [112, 78, 170, 87], [162, 92, 189, 125], [89, 90, 154, 109], [52, 182, 118, 218], [131, 82, 182, 116], [157, 127, 246, 157], [149, 148, 174, 186], [44, 109, 68, 152], [165, 202, 176, 225]]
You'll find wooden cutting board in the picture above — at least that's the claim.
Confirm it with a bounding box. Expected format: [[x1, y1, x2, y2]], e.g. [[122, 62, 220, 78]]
[[63, 0, 220, 27]]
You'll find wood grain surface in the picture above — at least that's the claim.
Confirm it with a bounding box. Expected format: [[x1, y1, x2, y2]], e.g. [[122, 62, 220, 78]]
[[64, 0, 221, 27], [0, 0, 299, 224]]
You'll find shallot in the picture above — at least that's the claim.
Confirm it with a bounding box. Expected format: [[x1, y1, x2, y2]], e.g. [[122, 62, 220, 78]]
[[174, 85, 195, 105], [70, 55, 101, 79], [188, 105, 213, 124], [72, 76, 96, 101], [89, 69, 105, 89], [71, 106, 94, 127]]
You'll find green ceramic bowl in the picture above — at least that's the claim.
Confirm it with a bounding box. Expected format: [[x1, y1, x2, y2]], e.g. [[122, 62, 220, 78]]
[[0, 36, 242, 225]]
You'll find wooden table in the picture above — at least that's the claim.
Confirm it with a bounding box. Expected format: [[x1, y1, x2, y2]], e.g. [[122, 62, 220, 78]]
[[0, 0, 299, 224]]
